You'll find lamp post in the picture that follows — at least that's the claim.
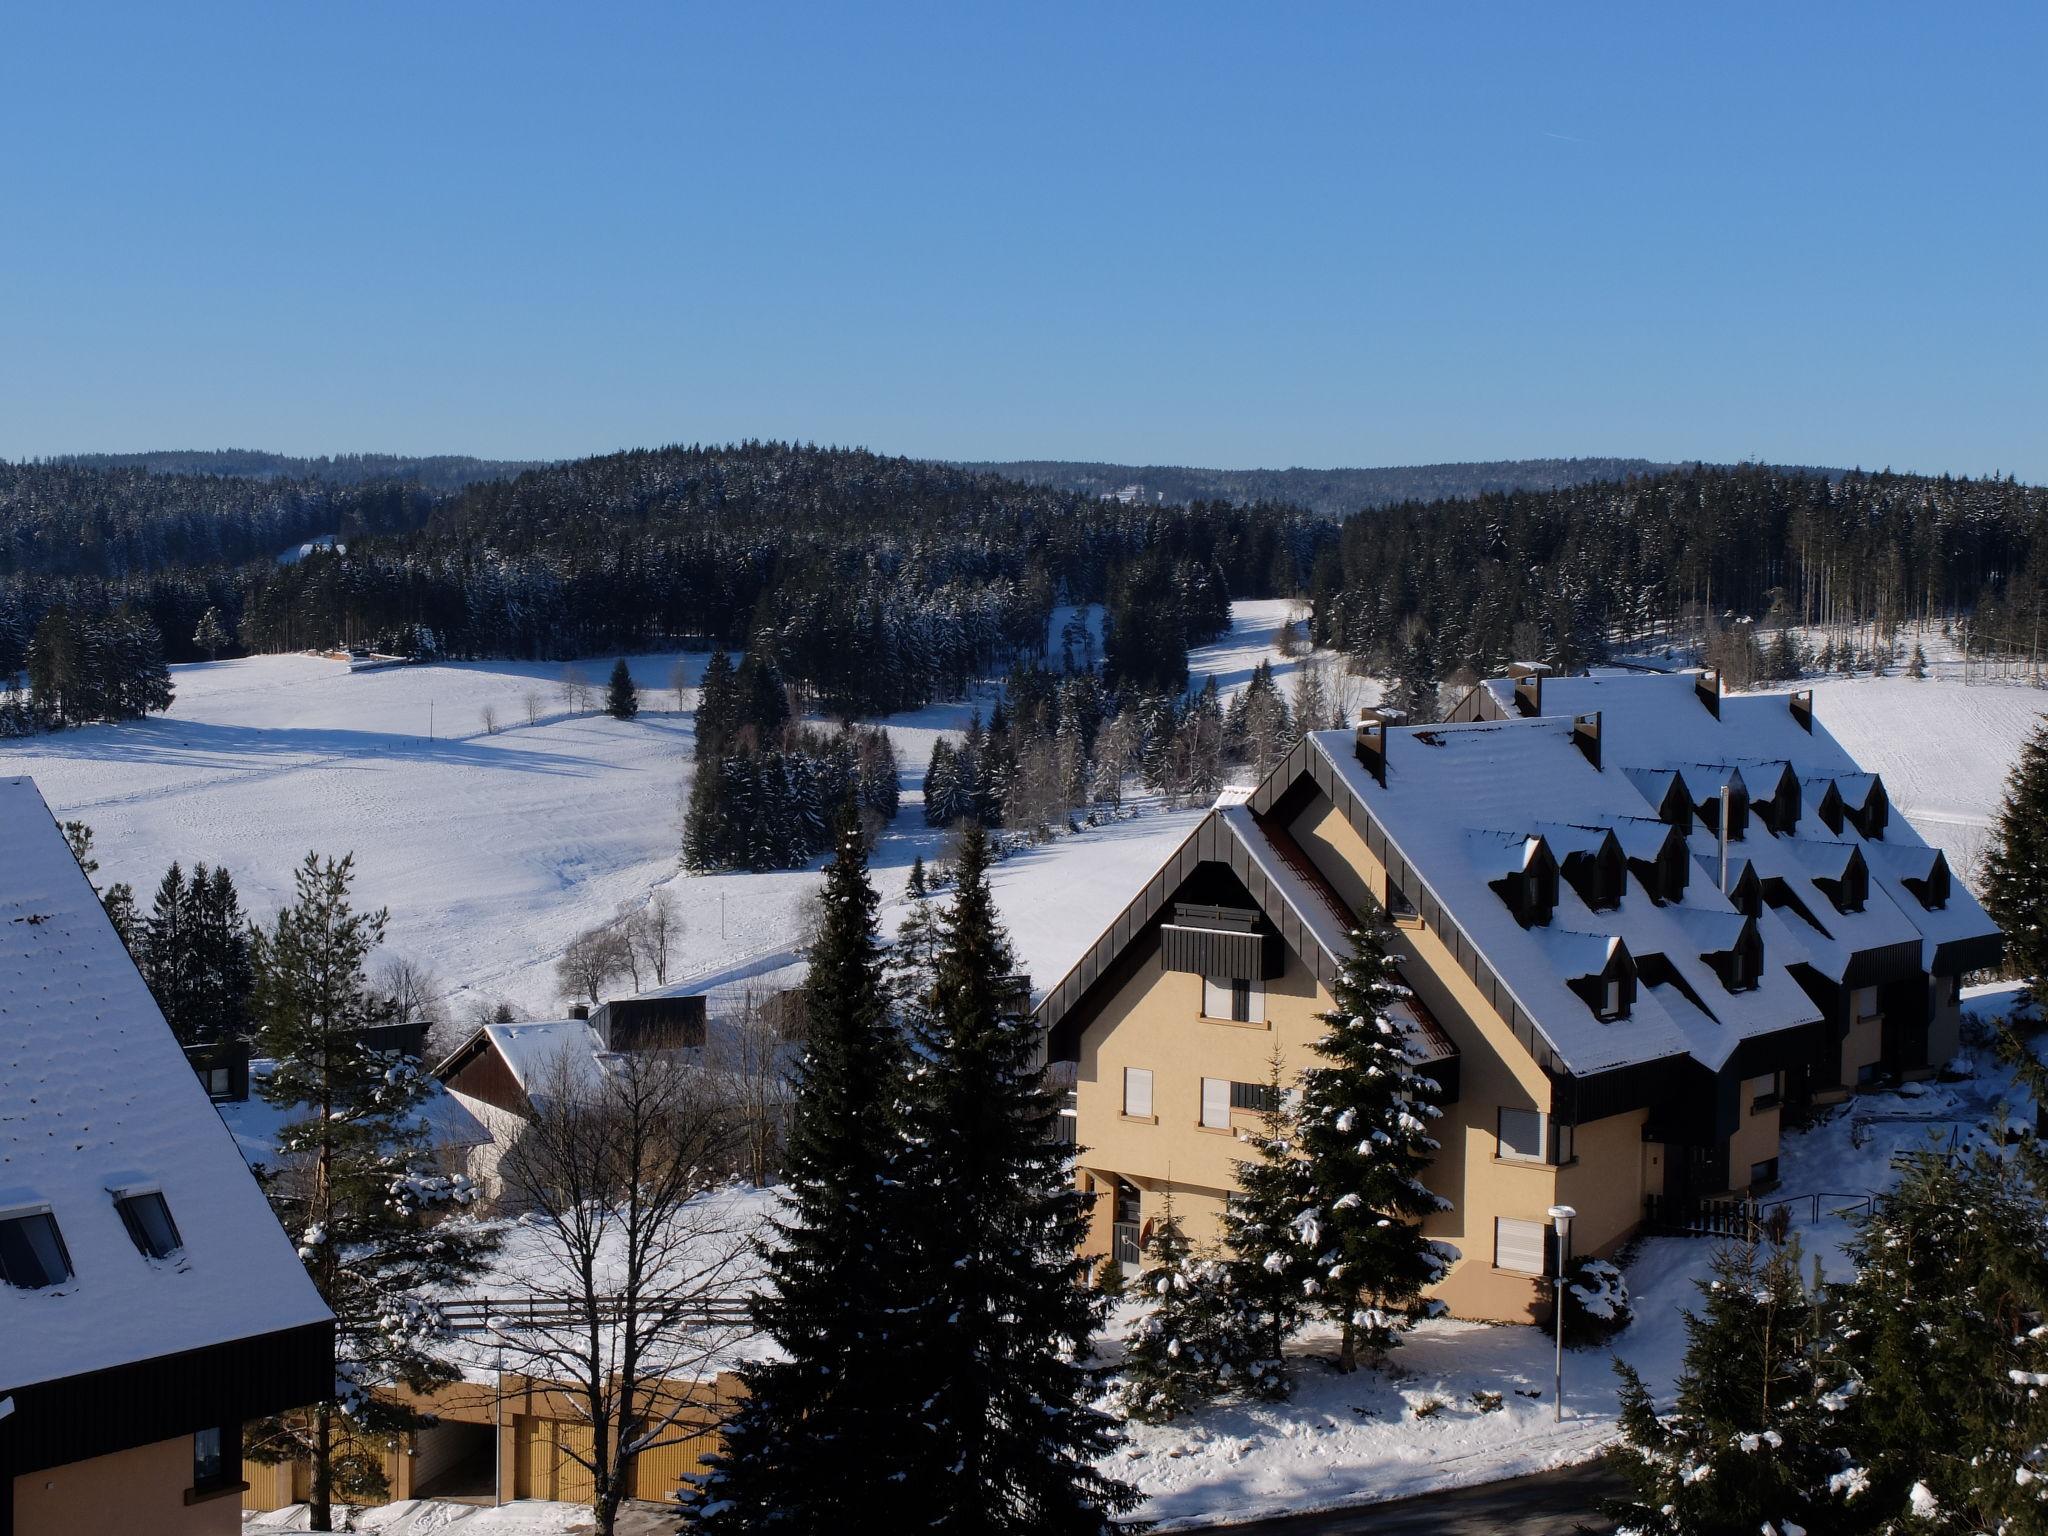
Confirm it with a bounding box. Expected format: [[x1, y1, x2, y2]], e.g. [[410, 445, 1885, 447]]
[[1547, 1203, 1576, 1423]]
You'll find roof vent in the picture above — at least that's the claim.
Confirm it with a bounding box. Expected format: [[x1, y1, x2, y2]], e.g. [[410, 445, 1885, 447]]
[[1790, 688, 1814, 733], [1571, 711, 1601, 770], [1695, 668, 1722, 719]]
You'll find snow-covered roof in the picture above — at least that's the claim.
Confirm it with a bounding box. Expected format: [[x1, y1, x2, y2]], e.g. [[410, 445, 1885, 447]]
[[1303, 720, 1826, 1074], [1530, 672, 2001, 974], [0, 777, 331, 1395]]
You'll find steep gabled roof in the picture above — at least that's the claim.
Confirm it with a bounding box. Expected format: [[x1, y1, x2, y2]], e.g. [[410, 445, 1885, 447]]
[[0, 778, 331, 1397]]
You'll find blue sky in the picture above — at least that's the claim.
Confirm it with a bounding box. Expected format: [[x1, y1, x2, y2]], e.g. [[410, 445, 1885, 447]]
[[3, 3, 2042, 477]]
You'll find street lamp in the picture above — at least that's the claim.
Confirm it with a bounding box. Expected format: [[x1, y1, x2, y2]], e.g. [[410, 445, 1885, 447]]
[[1547, 1204, 1576, 1422]]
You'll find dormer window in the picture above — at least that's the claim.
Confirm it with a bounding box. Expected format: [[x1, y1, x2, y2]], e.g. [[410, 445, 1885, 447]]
[[1492, 837, 1559, 928], [1815, 850, 1870, 915], [1629, 827, 1692, 906], [1563, 834, 1627, 913], [1758, 766, 1801, 836], [1705, 919, 1765, 994], [1850, 780, 1889, 840], [115, 1189, 183, 1260], [1815, 781, 1847, 836], [1903, 853, 1952, 911], [1602, 974, 1626, 1019], [0, 1208, 74, 1290], [1569, 942, 1636, 1020]]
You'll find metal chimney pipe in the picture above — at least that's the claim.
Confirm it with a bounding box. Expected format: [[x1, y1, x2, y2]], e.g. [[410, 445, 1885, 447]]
[[1719, 784, 1732, 894]]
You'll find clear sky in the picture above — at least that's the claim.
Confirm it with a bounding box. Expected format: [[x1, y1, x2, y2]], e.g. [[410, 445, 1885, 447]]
[[3, 3, 2042, 478]]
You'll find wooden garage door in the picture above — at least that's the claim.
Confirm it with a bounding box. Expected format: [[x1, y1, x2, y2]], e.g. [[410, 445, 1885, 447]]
[[514, 1414, 596, 1504]]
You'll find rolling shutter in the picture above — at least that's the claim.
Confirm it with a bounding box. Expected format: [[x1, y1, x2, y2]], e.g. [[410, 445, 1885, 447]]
[[1494, 1216, 1547, 1275]]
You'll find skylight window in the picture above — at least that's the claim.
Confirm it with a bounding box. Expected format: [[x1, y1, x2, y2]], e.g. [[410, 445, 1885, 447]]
[[0, 1209, 74, 1289], [116, 1190, 183, 1260]]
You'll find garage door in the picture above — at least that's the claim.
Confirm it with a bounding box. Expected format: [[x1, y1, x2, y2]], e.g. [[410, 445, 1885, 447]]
[[514, 1414, 596, 1504]]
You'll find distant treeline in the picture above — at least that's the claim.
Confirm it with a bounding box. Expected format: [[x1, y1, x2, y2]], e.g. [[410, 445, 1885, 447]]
[[969, 456, 1703, 518], [46, 449, 544, 490], [1313, 464, 2048, 715]]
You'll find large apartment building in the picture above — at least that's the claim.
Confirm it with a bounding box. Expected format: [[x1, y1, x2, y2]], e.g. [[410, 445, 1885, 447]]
[[0, 778, 334, 1536], [1040, 669, 2000, 1322]]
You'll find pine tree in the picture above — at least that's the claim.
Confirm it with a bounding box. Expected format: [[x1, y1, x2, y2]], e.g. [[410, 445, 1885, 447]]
[[895, 825, 1140, 1530], [906, 854, 928, 898], [1605, 1238, 1836, 1536], [188, 863, 254, 1041], [688, 818, 922, 1532], [1221, 1053, 1312, 1388], [1289, 924, 1453, 1369], [1984, 716, 2048, 983], [194, 606, 230, 661], [141, 863, 200, 1042], [696, 649, 737, 760], [1908, 642, 1928, 679], [1112, 1197, 1268, 1423], [605, 658, 639, 719], [244, 853, 494, 1532]]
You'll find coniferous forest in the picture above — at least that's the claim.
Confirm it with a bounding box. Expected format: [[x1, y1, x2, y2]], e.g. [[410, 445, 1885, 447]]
[[7, 448, 2048, 744]]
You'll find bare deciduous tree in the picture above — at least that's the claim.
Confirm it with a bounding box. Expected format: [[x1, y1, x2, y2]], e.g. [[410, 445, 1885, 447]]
[[634, 889, 681, 987], [559, 664, 592, 714], [492, 1048, 753, 1536], [556, 924, 631, 1005], [480, 703, 500, 735], [523, 689, 543, 726], [707, 986, 793, 1186], [668, 659, 690, 714]]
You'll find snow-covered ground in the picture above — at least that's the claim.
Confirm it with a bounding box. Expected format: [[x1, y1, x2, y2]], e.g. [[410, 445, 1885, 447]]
[[1111, 980, 2037, 1527], [0, 607, 1309, 1023]]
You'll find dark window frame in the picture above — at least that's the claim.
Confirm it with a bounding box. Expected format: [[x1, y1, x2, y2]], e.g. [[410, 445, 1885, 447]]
[[116, 1189, 183, 1260], [0, 1209, 74, 1290]]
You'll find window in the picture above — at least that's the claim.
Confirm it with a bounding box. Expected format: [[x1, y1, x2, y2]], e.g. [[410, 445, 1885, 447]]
[[1494, 1216, 1547, 1275], [1749, 1157, 1781, 1188], [193, 1427, 223, 1489], [116, 1190, 182, 1260], [1122, 1067, 1154, 1119], [1386, 882, 1419, 924], [1601, 975, 1625, 1020], [1229, 1080, 1278, 1113], [0, 1209, 73, 1289], [1552, 1119, 1575, 1165], [190, 1423, 240, 1497], [202, 1066, 232, 1098], [1497, 1107, 1545, 1163], [1202, 976, 1262, 1023], [1856, 1060, 1883, 1088], [1751, 1071, 1784, 1113], [1200, 1077, 1231, 1129], [1852, 986, 1880, 1024]]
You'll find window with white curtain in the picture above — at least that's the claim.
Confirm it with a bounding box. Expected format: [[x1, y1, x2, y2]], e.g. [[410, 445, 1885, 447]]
[[1122, 1067, 1154, 1119], [1200, 1077, 1230, 1129]]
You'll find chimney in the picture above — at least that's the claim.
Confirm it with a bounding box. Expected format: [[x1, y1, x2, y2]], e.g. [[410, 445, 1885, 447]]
[[570, 1003, 589, 1021], [1571, 711, 1602, 770], [1790, 688, 1814, 733], [1355, 706, 1405, 787], [1695, 668, 1722, 719], [1507, 660, 1550, 718]]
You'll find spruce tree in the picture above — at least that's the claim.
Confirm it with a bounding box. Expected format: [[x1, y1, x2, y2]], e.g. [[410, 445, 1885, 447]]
[[688, 818, 922, 1533], [1112, 1197, 1267, 1423], [194, 606, 230, 661], [1908, 642, 1928, 679], [1290, 924, 1452, 1370], [141, 863, 199, 1042], [895, 824, 1139, 1530], [1605, 1238, 1836, 1536], [1984, 716, 2048, 983], [605, 657, 639, 719], [245, 853, 494, 1532], [696, 649, 737, 760], [906, 853, 928, 898], [1221, 1052, 1312, 1389]]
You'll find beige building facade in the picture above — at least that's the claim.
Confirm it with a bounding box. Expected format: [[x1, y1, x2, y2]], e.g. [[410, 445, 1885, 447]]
[[1043, 671, 2001, 1324]]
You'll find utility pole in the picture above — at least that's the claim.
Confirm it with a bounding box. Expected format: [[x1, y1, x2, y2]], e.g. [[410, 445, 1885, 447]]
[[429, 700, 435, 743]]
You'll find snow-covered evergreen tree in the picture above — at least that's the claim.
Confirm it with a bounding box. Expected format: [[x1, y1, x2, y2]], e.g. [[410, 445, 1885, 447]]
[[605, 657, 639, 719], [1985, 716, 2048, 983], [894, 824, 1139, 1530], [1112, 1197, 1273, 1422], [688, 820, 923, 1532], [243, 853, 494, 1532], [1220, 1053, 1310, 1390], [1288, 923, 1452, 1370], [1605, 1238, 1836, 1536]]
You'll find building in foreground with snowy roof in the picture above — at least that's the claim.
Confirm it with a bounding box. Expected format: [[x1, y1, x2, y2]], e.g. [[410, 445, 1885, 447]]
[[1039, 669, 2001, 1323], [0, 778, 333, 1536]]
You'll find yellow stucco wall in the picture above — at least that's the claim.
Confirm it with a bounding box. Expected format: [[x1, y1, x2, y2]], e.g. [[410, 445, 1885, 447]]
[[16, 1435, 240, 1536]]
